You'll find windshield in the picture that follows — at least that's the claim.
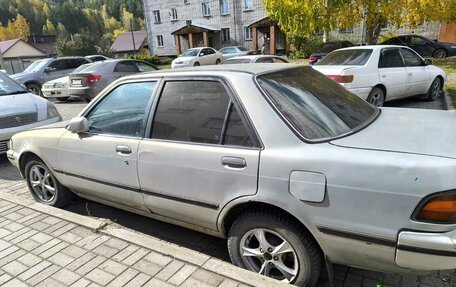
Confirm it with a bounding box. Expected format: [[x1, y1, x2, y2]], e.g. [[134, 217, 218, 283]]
[[257, 67, 378, 141], [73, 63, 95, 73], [317, 49, 372, 66], [181, 49, 200, 57], [0, 72, 26, 96], [23, 60, 50, 73], [222, 59, 251, 64]]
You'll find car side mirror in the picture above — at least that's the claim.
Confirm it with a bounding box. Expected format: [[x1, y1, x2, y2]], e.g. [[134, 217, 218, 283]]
[[200, 53, 205, 56], [67, 117, 89, 133], [44, 67, 54, 73], [424, 59, 433, 65]]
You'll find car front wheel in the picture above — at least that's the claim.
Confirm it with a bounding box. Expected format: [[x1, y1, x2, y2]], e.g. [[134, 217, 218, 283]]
[[194, 62, 200, 66], [216, 59, 221, 65], [367, 87, 385, 107], [228, 210, 322, 287], [25, 158, 73, 207], [26, 83, 42, 96], [423, 77, 441, 101]]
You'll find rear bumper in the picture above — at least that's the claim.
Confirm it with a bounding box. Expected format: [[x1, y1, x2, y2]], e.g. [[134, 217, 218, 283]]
[[396, 229, 456, 270], [69, 87, 97, 99], [347, 87, 371, 100]]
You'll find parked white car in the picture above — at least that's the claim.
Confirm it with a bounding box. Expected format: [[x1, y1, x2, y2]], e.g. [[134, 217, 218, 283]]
[[312, 45, 446, 106], [222, 55, 289, 64], [219, 46, 254, 59], [0, 72, 61, 154], [171, 47, 222, 68]]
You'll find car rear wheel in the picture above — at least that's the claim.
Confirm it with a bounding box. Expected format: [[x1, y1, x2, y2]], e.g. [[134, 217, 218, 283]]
[[423, 78, 441, 101], [367, 87, 385, 107], [25, 159, 73, 207], [216, 59, 221, 65], [433, 49, 447, 58], [228, 210, 322, 287], [26, 83, 42, 97], [194, 62, 200, 66]]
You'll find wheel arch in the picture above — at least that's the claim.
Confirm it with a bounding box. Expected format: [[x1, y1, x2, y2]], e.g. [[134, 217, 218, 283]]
[[435, 75, 445, 90], [373, 84, 387, 98], [221, 201, 322, 251], [18, 151, 43, 176], [23, 80, 42, 87]]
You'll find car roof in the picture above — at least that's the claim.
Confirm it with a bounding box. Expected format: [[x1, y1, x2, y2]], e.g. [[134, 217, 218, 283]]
[[227, 55, 284, 60], [121, 63, 301, 80]]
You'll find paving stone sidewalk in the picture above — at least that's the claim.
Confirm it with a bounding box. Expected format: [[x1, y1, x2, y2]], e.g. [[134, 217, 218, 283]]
[[0, 194, 288, 287]]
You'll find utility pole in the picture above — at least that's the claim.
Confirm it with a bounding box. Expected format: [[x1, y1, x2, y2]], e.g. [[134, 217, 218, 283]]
[[130, 19, 136, 53]]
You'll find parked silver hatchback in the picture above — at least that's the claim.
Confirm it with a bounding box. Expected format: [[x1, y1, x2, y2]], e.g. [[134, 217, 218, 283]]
[[7, 65, 456, 286]]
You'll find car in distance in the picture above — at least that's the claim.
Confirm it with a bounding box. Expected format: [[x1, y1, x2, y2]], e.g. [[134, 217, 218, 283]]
[[11, 57, 92, 96], [221, 55, 289, 64], [312, 45, 446, 106], [7, 64, 456, 287], [219, 46, 255, 59], [42, 63, 95, 102], [85, 55, 111, 62], [308, 40, 353, 65], [171, 47, 223, 68], [68, 59, 158, 102], [380, 34, 456, 58], [0, 72, 61, 154]]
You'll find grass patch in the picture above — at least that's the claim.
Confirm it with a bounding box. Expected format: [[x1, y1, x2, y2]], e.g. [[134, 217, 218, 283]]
[[446, 86, 456, 109], [156, 64, 171, 70], [429, 56, 456, 74]]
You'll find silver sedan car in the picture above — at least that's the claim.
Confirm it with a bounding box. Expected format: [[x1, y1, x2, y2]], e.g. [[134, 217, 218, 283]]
[[0, 72, 61, 154], [7, 65, 456, 286]]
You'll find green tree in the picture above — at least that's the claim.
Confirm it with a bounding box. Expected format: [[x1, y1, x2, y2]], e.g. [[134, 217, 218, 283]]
[[42, 19, 56, 35]]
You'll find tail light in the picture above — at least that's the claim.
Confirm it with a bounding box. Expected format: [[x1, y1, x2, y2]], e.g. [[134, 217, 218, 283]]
[[309, 56, 318, 62], [327, 75, 354, 83], [84, 75, 102, 83], [413, 192, 456, 224]]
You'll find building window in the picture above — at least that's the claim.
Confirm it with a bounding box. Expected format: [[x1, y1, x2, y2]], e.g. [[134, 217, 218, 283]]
[[157, 35, 164, 47], [339, 27, 353, 34], [220, 0, 229, 15], [244, 26, 252, 40], [244, 0, 253, 11], [202, 2, 211, 16], [221, 28, 230, 42], [171, 8, 178, 21], [153, 10, 161, 23]]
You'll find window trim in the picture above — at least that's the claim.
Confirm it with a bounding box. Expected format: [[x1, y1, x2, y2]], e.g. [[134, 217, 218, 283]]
[[145, 76, 262, 149], [80, 79, 160, 139], [244, 26, 252, 41], [202, 2, 211, 17], [221, 27, 230, 43], [243, 0, 254, 11], [170, 8, 178, 21], [220, 0, 229, 15]]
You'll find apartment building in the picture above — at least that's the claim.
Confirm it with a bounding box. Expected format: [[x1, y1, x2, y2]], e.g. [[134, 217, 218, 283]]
[[142, 0, 288, 56]]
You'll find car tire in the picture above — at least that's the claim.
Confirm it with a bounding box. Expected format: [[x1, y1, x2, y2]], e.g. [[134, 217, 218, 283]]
[[228, 210, 322, 287], [194, 62, 200, 66], [367, 87, 385, 107], [26, 83, 42, 97], [24, 158, 73, 207], [433, 49, 447, 59], [423, 77, 441, 101], [216, 59, 221, 65]]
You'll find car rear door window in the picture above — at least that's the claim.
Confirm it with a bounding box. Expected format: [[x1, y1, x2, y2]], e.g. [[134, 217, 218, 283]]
[[273, 57, 288, 63], [256, 57, 274, 63], [378, 48, 404, 68], [85, 82, 156, 137], [152, 80, 254, 147], [400, 48, 424, 66]]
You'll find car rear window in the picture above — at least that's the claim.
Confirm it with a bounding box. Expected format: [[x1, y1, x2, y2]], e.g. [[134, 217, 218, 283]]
[[222, 59, 251, 64], [316, 49, 373, 66], [257, 67, 378, 141]]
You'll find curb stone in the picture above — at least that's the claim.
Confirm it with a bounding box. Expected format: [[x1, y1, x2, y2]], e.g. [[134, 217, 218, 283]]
[[0, 192, 291, 287], [442, 89, 454, 111]]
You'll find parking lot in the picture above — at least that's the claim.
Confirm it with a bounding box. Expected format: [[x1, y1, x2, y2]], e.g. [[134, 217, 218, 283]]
[[0, 94, 454, 286]]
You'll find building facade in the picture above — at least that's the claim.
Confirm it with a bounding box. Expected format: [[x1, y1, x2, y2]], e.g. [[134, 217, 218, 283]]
[[143, 0, 287, 56]]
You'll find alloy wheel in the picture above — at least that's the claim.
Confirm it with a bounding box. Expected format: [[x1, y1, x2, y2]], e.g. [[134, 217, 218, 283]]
[[28, 164, 56, 202], [239, 228, 299, 283], [430, 79, 440, 99], [27, 86, 41, 96]]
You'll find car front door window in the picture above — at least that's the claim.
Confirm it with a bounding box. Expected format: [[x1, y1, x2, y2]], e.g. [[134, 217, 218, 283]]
[[86, 82, 156, 137], [400, 48, 424, 67]]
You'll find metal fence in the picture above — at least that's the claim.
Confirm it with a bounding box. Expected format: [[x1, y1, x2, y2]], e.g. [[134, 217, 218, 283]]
[[0, 59, 33, 74]]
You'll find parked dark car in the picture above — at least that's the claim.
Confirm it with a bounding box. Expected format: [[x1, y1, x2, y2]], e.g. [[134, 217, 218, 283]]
[[68, 59, 158, 102], [11, 57, 92, 96], [380, 35, 456, 58], [308, 41, 354, 65]]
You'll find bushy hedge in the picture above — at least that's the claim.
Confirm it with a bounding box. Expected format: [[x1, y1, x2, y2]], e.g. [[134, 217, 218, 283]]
[[128, 55, 173, 65]]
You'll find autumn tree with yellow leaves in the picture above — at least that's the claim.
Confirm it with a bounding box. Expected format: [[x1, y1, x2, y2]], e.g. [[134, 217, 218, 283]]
[[0, 14, 30, 41], [263, 0, 456, 44]]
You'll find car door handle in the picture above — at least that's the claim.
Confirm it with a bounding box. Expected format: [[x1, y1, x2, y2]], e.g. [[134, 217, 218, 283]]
[[116, 145, 132, 155], [221, 157, 246, 169]]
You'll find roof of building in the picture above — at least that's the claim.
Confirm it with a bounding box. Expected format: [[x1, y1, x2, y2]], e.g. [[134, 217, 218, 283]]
[[0, 39, 20, 54], [28, 35, 57, 56], [111, 31, 147, 53], [172, 24, 220, 35]]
